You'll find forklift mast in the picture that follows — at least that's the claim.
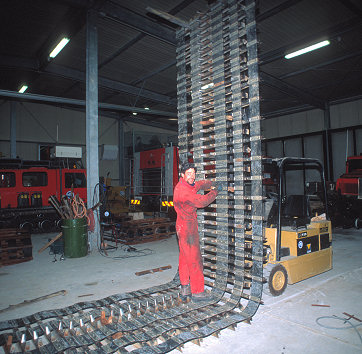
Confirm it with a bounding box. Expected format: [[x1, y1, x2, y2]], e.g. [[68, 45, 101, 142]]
[[265, 157, 329, 261]]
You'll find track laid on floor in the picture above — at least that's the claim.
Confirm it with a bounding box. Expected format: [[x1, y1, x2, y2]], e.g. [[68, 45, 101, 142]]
[[0, 0, 264, 352]]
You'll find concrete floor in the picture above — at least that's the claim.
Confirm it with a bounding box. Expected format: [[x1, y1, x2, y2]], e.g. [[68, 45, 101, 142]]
[[0, 228, 361, 353]]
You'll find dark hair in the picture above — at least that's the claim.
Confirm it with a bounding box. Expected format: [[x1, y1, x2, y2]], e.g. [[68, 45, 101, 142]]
[[180, 161, 196, 174]]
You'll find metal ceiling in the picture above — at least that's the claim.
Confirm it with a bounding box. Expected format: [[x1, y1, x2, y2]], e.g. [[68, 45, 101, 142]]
[[1, 0, 362, 129]]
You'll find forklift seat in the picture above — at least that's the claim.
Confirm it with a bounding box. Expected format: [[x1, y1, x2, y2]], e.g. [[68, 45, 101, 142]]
[[282, 195, 311, 228]]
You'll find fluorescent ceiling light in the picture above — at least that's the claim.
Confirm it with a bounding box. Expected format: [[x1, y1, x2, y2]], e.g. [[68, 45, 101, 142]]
[[132, 112, 137, 116], [18, 85, 28, 93], [285, 40, 330, 59], [144, 107, 150, 110], [49, 37, 70, 58]]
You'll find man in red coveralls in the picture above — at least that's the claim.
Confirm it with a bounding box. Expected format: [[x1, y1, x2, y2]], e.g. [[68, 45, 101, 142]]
[[173, 162, 219, 302]]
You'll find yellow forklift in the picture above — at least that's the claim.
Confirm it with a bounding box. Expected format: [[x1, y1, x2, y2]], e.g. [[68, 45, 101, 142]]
[[263, 157, 332, 296]]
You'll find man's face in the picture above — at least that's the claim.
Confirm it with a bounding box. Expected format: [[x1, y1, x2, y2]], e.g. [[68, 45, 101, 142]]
[[182, 168, 196, 185]]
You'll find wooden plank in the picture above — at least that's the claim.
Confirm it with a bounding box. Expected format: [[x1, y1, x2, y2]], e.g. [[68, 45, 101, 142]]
[[135, 265, 172, 276], [38, 232, 63, 253], [0, 290, 67, 314]]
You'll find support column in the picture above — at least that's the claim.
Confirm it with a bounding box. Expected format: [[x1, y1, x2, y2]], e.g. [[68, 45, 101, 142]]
[[118, 119, 124, 185], [10, 101, 17, 158], [86, 9, 99, 252], [323, 102, 332, 181]]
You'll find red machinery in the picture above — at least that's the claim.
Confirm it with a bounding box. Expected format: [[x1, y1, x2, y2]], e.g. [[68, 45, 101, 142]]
[[130, 146, 275, 213], [0, 159, 87, 232], [330, 155, 362, 228], [336, 155, 362, 197], [131, 146, 179, 212]]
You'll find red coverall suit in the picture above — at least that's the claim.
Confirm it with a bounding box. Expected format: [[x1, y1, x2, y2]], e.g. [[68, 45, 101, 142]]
[[173, 178, 217, 294]]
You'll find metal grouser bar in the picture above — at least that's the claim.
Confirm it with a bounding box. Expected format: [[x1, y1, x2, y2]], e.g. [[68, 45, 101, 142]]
[[0, 0, 264, 352]]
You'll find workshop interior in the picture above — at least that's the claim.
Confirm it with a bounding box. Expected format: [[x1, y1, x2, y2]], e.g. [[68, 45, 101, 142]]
[[0, 0, 362, 353]]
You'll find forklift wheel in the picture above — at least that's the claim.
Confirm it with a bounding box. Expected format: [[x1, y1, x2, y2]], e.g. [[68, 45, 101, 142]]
[[268, 264, 288, 296]]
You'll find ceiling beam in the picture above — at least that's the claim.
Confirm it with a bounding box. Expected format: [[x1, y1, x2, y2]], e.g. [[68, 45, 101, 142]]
[[263, 94, 362, 119], [59, 0, 176, 44], [0, 89, 177, 123], [0, 55, 177, 106], [47, 63, 177, 105], [88, 0, 195, 72], [260, 71, 325, 110], [262, 103, 313, 119], [99, 33, 144, 70], [256, 0, 304, 22], [131, 60, 176, 86], [100, 2, 176, 45], [98, 0, 193, 83], [146, 7, 189, 28], [337, 0, 362, 18]]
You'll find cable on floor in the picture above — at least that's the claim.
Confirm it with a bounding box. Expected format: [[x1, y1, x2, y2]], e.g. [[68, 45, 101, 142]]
[[316, 315, 362, 344], [98, 229, 155, 259], [111, 247, 155, 259], [90, 183, 156, 260]]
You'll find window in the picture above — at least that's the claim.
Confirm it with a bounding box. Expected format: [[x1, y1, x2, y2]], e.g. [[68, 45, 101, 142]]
[[348, 159, 362, 173], [0, 172, 15, 188], [65, 172, 86, 188], [22, 172, 48, 187]]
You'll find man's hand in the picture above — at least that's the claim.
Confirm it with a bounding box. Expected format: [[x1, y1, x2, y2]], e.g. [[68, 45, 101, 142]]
[[211, 182, 223, 192], [211, 182, 235, 193]]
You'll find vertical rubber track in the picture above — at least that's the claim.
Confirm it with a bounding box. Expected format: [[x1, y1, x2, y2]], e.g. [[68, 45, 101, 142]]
[[0, 1, 264, 352]]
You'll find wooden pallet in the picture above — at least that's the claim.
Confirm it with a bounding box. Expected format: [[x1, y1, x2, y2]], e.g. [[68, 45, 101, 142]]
[[113, 217, 175, 245], [0, 228, 33, 266]]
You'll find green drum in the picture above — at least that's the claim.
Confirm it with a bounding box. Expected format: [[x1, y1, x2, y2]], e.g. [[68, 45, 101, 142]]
[[61, 218, 88, 258]]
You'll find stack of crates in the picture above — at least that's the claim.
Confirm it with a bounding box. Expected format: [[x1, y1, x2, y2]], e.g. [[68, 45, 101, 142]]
[[0, 228, 33, 266]]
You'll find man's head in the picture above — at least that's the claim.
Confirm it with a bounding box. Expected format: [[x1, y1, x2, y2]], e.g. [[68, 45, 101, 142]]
[[180, 162, 196, 185]]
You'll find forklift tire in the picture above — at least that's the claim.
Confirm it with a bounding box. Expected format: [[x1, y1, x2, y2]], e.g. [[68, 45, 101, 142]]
[[355, 218, 361, 229], [268, 264, 288, 296]]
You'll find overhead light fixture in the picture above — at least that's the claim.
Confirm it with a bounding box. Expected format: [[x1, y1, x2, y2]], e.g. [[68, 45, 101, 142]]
[[285, 40, 330, 59], [144, 107, 150, 110], [49, 37, 70, 58], [132, 112, 138, 116], [18, 85, 28, 93]]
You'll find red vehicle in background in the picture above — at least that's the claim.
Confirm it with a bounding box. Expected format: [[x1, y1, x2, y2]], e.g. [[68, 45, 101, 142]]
[[331, 155, 362, 228], [0, 159, 87, 232], [130, 146, 276, 214], [336, 155, 362, 197], [131, 145, 179, 212]]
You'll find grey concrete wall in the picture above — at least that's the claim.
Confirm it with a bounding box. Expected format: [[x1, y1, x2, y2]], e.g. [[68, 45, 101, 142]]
[[330, 99, 362, 129], [262, 109, 324, 140], [262, 98, 362, 140], [263, 98, 362, 182]]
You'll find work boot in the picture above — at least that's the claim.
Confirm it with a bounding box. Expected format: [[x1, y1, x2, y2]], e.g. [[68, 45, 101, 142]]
[[191, 291, 211, 303], [180, 284, 191, 302]]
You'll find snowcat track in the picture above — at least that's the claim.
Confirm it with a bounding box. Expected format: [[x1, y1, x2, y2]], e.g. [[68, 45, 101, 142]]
[[0, 0, 264, 352]]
